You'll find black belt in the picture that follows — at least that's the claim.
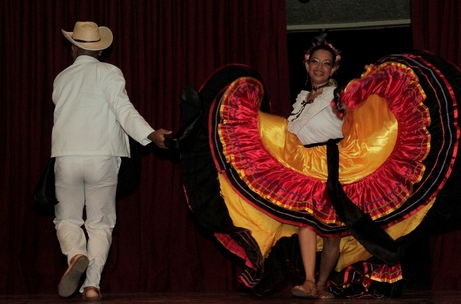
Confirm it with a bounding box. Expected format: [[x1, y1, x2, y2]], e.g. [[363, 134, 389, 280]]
[[304, 137, 343, 148]]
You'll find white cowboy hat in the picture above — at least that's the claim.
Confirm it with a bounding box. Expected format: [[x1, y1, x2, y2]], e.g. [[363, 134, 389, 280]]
[[62, 21, 113, 51]]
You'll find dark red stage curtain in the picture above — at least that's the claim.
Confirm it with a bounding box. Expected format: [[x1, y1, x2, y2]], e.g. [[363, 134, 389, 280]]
[[0, 0, 290, 294], [411, 0, 461, 290], [411, 0, 461, 66]]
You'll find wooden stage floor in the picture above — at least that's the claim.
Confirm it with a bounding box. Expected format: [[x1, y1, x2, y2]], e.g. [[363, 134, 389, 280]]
[[2, 290, 461, 304]]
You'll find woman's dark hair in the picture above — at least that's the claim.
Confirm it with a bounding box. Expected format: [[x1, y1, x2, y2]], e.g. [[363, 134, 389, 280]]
[[307, 44, 337, 66]]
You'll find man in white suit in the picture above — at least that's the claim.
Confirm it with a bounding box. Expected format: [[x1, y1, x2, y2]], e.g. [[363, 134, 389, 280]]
[[52, 21, 171, 301]]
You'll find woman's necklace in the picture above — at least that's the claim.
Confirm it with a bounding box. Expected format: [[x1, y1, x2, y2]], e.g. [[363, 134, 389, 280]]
[[305, 82, 329, 104], [311, 82, 329, 92]]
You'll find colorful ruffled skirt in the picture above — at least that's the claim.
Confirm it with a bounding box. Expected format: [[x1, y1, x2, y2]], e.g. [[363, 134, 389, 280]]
[[175, 51, 461, 298]]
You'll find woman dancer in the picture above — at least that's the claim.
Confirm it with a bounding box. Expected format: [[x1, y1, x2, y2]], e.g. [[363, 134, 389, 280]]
[[288, 41, 343, 299]]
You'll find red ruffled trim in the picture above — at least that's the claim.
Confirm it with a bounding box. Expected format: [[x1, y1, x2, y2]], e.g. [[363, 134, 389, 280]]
[[330, 262, 403, 299], [404, 53, 460, 208], [344, 262, 403, 285], [339, 62, 430, 220]]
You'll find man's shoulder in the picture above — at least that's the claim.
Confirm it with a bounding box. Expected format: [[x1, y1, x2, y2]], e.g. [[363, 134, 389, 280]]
[[95, 61, 117, 69], [94, 61, 122, 75], [77, 56, 119, 72]]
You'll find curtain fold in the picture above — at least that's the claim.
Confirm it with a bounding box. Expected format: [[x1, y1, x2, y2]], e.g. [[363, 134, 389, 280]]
[[411, 0, 461, 66], [411, 0, 461, 290], [0, 0, 290, 294]]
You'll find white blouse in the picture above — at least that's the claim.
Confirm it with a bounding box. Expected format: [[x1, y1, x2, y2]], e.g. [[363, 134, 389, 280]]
[[287, 86, 343, 145]]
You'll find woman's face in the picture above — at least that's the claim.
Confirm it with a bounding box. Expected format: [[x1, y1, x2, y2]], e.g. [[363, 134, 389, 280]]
[[306, 49, 336, 87]]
